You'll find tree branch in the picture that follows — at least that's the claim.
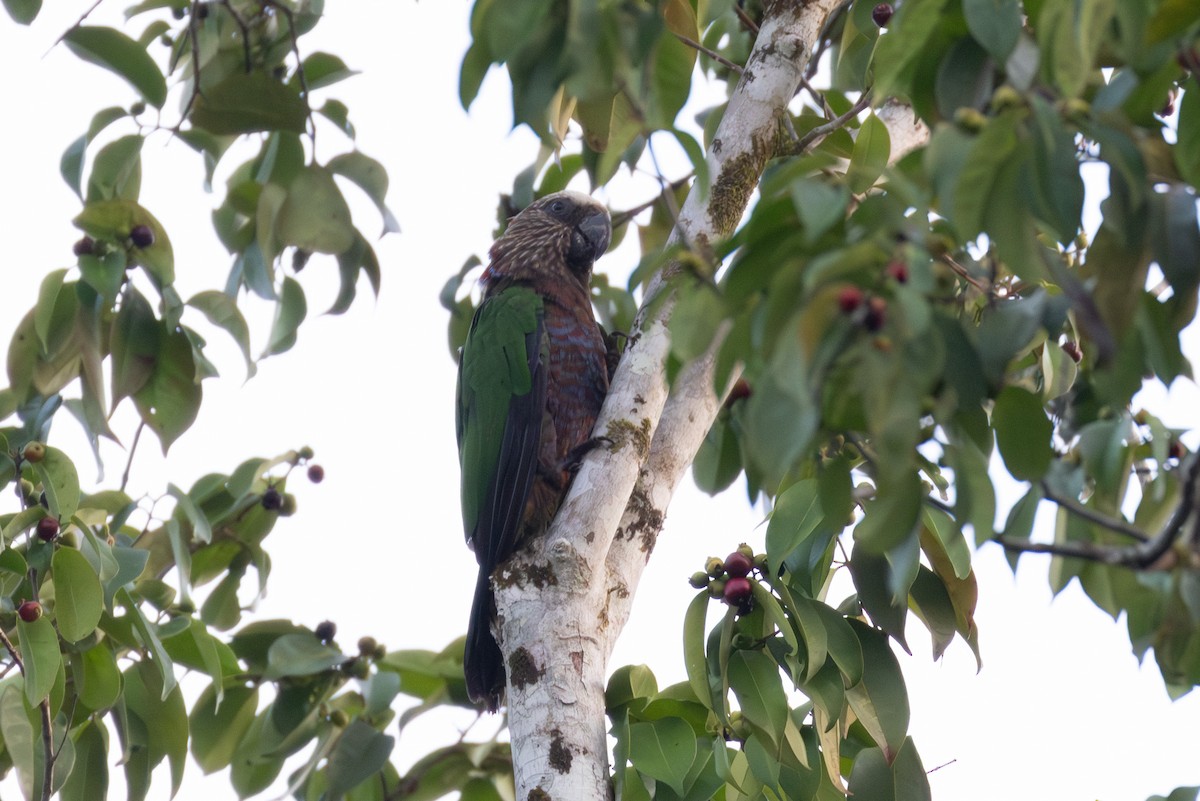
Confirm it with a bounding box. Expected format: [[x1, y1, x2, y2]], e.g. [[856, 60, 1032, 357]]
[[1040, 481, 1148, 542], [999, 456, 1200, 569]]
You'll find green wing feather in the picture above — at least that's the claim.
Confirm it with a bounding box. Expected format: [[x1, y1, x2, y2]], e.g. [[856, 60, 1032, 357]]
[[456, 286, 547, 561]]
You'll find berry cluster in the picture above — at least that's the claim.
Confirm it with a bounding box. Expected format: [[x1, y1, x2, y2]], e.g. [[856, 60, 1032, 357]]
[[689, 544, 768, 614]]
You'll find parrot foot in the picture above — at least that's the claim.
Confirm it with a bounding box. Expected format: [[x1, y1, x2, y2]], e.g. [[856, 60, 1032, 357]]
[[562, 436, 613, 472]]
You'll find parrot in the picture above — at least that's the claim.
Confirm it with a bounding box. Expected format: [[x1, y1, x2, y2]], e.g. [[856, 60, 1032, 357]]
[[456, 190, 613, 711]]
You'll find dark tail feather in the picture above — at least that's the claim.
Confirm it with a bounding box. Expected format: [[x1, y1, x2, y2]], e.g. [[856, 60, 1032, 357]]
[[464, 570, 504, 712]]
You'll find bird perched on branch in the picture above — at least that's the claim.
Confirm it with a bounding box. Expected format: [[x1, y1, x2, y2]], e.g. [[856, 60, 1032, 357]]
[[456, 191, 612, 711]]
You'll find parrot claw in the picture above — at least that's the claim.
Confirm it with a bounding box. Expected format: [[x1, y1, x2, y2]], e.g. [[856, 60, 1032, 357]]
[[562, 436, 613, 472]]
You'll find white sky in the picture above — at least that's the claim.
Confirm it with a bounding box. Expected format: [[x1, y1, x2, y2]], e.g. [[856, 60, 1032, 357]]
[[2, 3, 1199, 800]]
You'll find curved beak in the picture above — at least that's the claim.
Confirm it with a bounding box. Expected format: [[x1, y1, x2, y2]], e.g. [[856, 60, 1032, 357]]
[[577, 210, 611, 260]]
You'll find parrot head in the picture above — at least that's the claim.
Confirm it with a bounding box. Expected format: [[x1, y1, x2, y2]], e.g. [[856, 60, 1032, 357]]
[[485, 191, 612, 288]]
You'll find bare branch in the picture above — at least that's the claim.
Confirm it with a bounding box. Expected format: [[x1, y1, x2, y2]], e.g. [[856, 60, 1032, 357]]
[[999, 456, 1200, 569], [785, 91, 873, 156], [673, 31, 744, 74], [1040, 481, 1148, 542]]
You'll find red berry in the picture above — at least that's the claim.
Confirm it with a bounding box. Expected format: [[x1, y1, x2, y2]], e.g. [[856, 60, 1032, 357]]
[[1169, 440, 1186, 460], [872, 2, 894, 27], [885, 261, 909, 283], [1062, 340, 1082, 363], [73, 236, 95, 257], [837, 286, 864, 314], [724, 551, 754, 578], [129, 225, 155, 248], [22, 441, 46, 463], [36, 517, 59, 542], [723, 577, 753, 605], [18, 601, 42, 623], [307, 464, 325, 483], [864, 297, 887, 332], [261, 487, 283, 511]]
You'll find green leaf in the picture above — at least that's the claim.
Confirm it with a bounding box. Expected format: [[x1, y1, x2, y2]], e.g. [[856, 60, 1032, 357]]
[[118, 588, 176, 698], [992, 386, 1053, 480], [963, 0, 1021, 61], [168, 482, 212, 544], [32, 445, 81, 522], [299, 51, 360, 90], [683, 591, 715, 711], [133, 327, 202, 452], [920, 508, 972, 580], [871, 0, 951, 100], [326, 720, 396, 797], [328, 152, 400, 235], [951, 112, 1019, 240], [1177, 81, 1200, 188], [63, 26, 167, 108], [61, 720, 109, 801], [2, 0, 41, 24], [908, 567, 959, 660], [109, 287, 159, 407], [262, 633, 345, 679], [850, 543, 910, 650], [187, 291, 256, 377], [18, 613, 62, 705], [847, 113, 891, 194], [122, 658, 189, 798], [262, 276, 308, 357], [628, 718, 696, 794], [190, 684, 259, 774], [846, 738, 930, 801], [51, 547, 104, 642], [190, 71, 308, 135], [1145, 0, 1200, 43], [72, 644, 122, 712], [87, 134, 143, 202], [276, 166, 356, 254], [728, 650, 788, 745], [0, 684, 38, 799], [845, 621, 910, 761]]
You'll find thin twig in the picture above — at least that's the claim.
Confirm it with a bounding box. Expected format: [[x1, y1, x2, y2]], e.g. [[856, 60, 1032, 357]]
[[217, 0, 254, 72], [120, 421, 145, 494], [263, 0, 317, 150], [45, 0, 106, 53], [787, 91, 873, 155], [733, 3, 759, 34], [0, 629, 55, 801], [998, 455, 1200, 569], [610, 176, 693, 229], [938, 254, 992, 294], [674, 32, 744, 74], [1040, 481, 1148, 542]]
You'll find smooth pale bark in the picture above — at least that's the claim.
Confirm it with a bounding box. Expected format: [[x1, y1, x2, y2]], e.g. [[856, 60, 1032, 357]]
[[495, 3, 930, 798]]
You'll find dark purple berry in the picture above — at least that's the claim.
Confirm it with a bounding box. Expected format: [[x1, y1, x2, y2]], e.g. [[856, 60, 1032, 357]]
[[261, 487, 283, 511], [36, 517, 59, 542], [18, 601, 42, 622], [314, 620, 336, 643], [872, 2, 894, 27], [724, 551, 754, 579], [130, 225, 155, 248]]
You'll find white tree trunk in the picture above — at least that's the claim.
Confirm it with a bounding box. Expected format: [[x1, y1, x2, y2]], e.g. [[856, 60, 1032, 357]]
[[495, 2, 929, 798]]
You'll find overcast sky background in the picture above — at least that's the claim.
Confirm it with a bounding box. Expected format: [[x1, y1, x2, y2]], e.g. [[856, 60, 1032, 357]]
[[2, 3, 1200, 800]]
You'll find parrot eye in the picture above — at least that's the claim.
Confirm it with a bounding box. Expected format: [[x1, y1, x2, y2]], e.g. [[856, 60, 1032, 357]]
[[548, 199, 568, 216]]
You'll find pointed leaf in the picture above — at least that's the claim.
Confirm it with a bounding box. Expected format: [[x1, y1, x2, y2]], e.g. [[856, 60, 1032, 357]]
[[51, 547, 104, 642], [18, 613, 62, 705], [63, 26, 166, 108]]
